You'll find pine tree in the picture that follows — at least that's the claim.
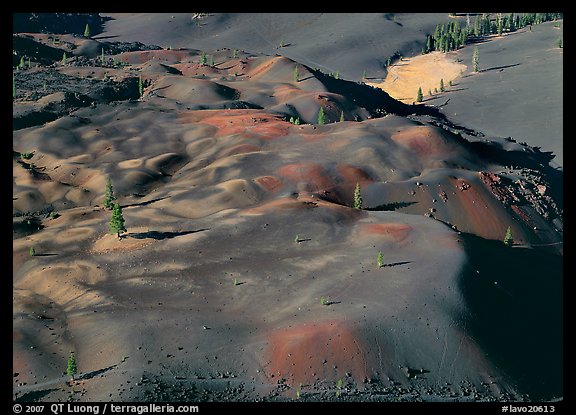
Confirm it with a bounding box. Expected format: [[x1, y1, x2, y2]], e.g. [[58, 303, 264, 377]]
[[67, 352, 77, 379], [440, 78, 445, 92], [339, 110, 345, 122], [474, 15, 481, 37], [29, 246, 35, 257], [293, 66, 299, 82], [503, 226, 513, 246], [209, 55, 215, 67], [472, 46, 480, 72], [317, 106, 325, 125], [200, 51, 207, 65], [103, 177, 116, 209], [101, 48, 105, 64], [138, 76, 143, 98], [353, 183, 363, 209], [508, 13, 516, 32], [62, 52, 67, 65], [557, 38, 563, 49], [19, 56, 25, 69], [426, 34, 434, 52], [377, 251, 384, 268], [84, 23, 91, 38], [109, 203, 127, 239], [416, 86, 423, 102], [460, 30, 467, 47]]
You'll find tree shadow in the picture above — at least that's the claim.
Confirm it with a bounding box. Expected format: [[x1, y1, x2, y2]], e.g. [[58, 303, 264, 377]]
[[14, 388, 58, 402], [296, 238, 312, 243], [480, 63, 521, 73], [325, 300, 342, 306], [121, 196, 170, 209], [33, 253, 59, 257], [129, 228, 210, 240], [298, 75, 315, 82], [383, 261, 411, 267], [91, 34, 120, 40], [77, 364, 118, 380], [366, 201, 418, 211]]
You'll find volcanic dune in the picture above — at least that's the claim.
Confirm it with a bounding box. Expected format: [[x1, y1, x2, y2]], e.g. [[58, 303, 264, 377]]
[[13, 15, 562, 403]]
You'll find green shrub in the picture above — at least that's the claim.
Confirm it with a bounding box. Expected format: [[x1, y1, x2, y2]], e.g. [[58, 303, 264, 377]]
[[377, 251, 384, 268]]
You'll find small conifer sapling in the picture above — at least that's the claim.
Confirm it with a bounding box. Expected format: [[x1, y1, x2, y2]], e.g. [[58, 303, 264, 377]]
[[503, 226, 513, 247], [109, 203, 127, 239], [353, 183, 363, 209], [67, 352, 77, 380]]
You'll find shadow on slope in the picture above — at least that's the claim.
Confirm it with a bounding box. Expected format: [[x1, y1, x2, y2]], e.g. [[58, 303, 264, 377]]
[[13, 13, 111, 37], [129, 229, 209, 240], [459, 232, 562, 400], [311, 68, 445, 118]]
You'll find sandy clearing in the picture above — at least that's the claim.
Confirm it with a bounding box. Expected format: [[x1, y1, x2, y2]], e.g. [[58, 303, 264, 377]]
[[91, 227, 156, 253], [368, 51, 467, 104]]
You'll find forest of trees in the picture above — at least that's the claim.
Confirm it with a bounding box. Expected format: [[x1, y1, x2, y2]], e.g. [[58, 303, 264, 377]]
[[423, 13, 563, 54]]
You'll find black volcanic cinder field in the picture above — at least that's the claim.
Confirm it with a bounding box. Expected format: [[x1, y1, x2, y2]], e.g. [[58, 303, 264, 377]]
[[13, 13, 562, 404]]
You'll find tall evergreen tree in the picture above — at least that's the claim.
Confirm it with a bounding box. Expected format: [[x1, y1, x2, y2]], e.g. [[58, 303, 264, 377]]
[[427, 34, 435, 52], [84, 23, 91, 38], [339, 110, 345, 122], [103, 177, 116, 209], [138, 76, 143, 98], [508, 13, 515, 32], [460, 30, 467, 47], [474, 15, 481, 37], [440, 78, 445, 92], [293, 66, 299, 82], [109, 203, 127, 239], [200, 51, 207, 65], [483, 14, 490, 34], [67, 352, 77, 379], [416, 86, 423, 102], [472, 46, 480, 72]]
